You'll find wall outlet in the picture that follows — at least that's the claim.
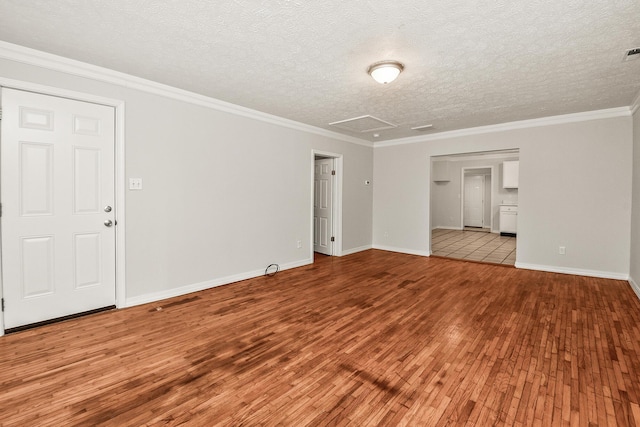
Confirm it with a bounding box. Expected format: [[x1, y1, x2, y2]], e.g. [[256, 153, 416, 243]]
[[559, 246, 566, 255], [383, 231, 389, 238], [296, 240, 302, 249], [129, 178, 143, 190]]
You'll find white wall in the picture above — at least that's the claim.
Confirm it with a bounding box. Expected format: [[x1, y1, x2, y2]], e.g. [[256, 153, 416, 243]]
[[630, 102, 640, 295], [431, 157, 518, 232], [374, 116, 633, 278], [0, 57, 373, 303]]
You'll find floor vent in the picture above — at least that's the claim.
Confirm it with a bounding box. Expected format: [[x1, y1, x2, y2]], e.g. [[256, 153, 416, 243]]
[[329, 115, 397, 133]]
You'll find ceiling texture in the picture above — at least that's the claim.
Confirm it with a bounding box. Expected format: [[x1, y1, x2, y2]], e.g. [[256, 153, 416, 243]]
[[0, 0, 639, 142]]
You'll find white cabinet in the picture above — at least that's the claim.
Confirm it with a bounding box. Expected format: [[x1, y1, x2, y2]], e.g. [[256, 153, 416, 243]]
[[502, 161, 519, 189], [499, 205, 518, 235], [432, 160, 450, 182]]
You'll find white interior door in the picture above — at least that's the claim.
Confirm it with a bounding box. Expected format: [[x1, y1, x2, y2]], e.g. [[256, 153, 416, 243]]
[[313, 158, 333, 255], [1, 88, 116, 330], [464, 175, 484, 228]]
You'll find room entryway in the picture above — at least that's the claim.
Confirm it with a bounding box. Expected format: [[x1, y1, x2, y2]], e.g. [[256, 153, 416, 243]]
[[312, 151, 342, 258], [314, 157, 334, 255], [430, 149, 519, 266], [1, 88, 117, 331]]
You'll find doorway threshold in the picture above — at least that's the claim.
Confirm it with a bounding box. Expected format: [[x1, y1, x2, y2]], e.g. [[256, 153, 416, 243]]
[[463, 226, 491, 233]]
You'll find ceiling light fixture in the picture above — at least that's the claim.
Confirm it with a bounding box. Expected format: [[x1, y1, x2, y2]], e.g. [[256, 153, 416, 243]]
[[368, 60, 404, 84]]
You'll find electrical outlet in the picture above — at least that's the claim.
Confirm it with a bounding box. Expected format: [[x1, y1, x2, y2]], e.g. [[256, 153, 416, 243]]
[[384, 231, 389, 238], [129, 178, 143, 190], [296, 240, 302, 249], [559, 246, 566, 255]]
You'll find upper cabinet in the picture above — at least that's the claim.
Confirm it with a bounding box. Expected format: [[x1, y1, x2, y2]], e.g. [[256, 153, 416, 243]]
[[502, 160, 519, 189], [432, 160, 450, 182]]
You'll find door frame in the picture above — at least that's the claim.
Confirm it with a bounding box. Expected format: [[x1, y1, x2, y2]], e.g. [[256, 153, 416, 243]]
[[310, 150, 343, 259], [460, 166, 494, 231], [0, 77, 126, 337]]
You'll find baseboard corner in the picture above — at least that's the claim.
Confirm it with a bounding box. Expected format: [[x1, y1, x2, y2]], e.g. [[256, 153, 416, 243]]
[[341, 245, 373, 256], [372, 244, 430, 257], [629, 276, 640, 300]]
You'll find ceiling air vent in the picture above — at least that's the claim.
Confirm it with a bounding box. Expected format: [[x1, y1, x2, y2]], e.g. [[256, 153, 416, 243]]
[[623, 47, 640, 61], [329, 115, 397, 133], [411, 124, 434, 131]]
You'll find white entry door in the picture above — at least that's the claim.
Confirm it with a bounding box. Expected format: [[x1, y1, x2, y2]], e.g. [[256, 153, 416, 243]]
[[313, 158, 333, 255], [464, 175, 484, 228], [1, 88, 116, 330]]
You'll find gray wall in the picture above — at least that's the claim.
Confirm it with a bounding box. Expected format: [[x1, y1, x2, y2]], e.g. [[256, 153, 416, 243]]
[[0, 58, 374, 302], [374, 116, 633, 277], [630, 105, 640, 293]]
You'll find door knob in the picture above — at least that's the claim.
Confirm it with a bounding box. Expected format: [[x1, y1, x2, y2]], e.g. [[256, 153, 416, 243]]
[[104, 205, 112, 212], [104, 220, 113, 227]]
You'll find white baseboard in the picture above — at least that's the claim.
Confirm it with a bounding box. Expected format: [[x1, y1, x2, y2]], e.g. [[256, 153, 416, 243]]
[[341, 245, 372, 256], [515, 262, 629, 281], [124, 258, 313, 308], [629, 277, 640, 301], [372, 244, 430, 257], [432, 226, 462, 231]]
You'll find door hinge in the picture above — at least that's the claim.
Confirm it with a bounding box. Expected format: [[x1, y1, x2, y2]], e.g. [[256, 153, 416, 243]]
[[0, 202, 2, 217], [330, 236, 335, 242], [1, 298, 4, 312], [331, 170, 336, 176]]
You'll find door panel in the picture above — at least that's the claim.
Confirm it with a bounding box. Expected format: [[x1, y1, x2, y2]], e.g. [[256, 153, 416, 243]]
[[313, 158, 333, 255], [1, 88, 116, 330], [464, 175, 484, 228]]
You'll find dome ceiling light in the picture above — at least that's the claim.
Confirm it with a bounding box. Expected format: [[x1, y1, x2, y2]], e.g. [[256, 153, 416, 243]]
[[367, 60, 404, 84]]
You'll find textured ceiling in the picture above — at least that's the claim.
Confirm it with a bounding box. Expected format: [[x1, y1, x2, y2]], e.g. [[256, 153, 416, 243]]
[[0, 0, 639, 142]]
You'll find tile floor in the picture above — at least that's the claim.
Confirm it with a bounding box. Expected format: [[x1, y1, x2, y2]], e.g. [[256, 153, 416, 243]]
[[431, 228, 517, 265]]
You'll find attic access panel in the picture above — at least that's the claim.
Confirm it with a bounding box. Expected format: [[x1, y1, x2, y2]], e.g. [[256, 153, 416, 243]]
[[329, 115, 397, 133]]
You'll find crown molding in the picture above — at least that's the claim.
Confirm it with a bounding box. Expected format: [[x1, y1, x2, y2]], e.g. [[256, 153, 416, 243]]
[[375, 107, 633, 148], [0, 41, 373, 148]]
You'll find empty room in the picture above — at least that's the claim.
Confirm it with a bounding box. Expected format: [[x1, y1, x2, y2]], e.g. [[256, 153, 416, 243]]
[[1, 1, 640, 426]]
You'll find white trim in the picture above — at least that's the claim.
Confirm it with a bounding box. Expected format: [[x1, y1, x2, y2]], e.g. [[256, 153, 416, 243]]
[[125, 258, 312, 308], [341, 245, 373, 256], [375, 107, 632, 148], [632, 89, 640, 115], [434, 150, 520, 162], [372, 244, 431, 257], [629, 277, 640, 301], [0, 78, 127, 336], [115, 104, 127, 309], [432, 226, 463, 231], [0, 41, 372, 148], [311, 150, 344, 258], [515, 262, 629, 281]]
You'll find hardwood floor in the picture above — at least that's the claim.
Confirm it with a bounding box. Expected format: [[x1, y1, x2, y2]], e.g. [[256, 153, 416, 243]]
[[1, 250, 640, 426]]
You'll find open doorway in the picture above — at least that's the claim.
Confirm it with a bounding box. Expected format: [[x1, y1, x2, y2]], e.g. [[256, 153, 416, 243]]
[[311, 151, 343, 260], [430, 149, 519, 265]]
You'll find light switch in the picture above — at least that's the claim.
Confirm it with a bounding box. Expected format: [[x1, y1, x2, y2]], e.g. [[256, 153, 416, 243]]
[[129, 178, 143, 190]]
